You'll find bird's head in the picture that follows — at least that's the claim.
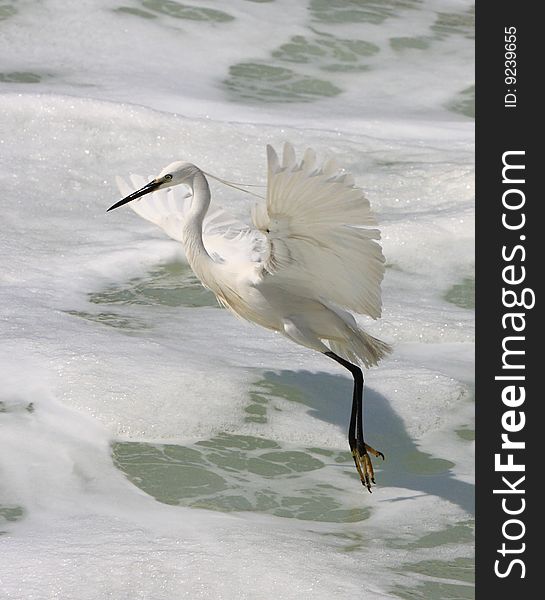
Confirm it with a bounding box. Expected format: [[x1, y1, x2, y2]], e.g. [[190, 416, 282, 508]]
[[107, 161, 200, 212]]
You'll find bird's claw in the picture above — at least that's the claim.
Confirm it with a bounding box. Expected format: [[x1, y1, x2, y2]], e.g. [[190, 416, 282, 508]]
[[352, 443, 384, 493]]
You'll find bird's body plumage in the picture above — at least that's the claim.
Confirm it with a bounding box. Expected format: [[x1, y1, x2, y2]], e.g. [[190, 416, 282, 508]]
[[111, 143, 390, 491], [116, 143, 390, 368]]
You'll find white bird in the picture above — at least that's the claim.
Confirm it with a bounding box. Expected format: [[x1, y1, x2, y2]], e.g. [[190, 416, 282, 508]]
[[108, 143, 391, 491]]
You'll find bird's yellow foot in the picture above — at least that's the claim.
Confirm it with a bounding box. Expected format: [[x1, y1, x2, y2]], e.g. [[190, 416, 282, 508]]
[[352, 443, 385, 493]]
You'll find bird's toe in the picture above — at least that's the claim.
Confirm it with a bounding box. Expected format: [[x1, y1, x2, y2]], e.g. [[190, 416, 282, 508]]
[[352, 442, 383, 493]]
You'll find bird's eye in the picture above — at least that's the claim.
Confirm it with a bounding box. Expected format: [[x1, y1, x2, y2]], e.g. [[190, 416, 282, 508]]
[[164, 174, 173, 181]]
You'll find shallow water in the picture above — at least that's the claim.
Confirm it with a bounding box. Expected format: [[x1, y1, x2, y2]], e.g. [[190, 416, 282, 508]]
[[1, 1, 474, 598]]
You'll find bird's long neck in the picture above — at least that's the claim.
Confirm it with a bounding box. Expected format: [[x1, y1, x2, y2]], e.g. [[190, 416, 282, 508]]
[[182, 170, 214, 274]]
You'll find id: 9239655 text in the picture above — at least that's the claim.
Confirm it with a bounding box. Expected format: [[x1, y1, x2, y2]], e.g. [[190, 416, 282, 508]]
[[504, 26, 517, 108]]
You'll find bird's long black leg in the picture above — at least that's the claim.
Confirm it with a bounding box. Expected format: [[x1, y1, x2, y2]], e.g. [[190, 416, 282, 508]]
[[348, 378, 358, 457], [325, 351, 383, 492], [354, 363, 384, 480]]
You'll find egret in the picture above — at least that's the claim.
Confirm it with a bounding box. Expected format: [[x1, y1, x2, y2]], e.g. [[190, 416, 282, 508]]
[[108, 143, 391, 491]]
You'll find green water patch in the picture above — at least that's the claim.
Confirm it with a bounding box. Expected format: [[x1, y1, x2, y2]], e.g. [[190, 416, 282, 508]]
[[325, 519, 474, 556], [390, 36, 431, 52], [224, 25, 383, 103], [444, 276, 475, 309], [390, 520, 474, 551], [0, 72, 44, 84], [0, 505, 25, 523], [403, 450, 455, 476], [253, 378, 306, 404], [112, 433, 370, 522], [140, 0, 234, 22], [0, 505, 25, 535], [64, 310, 151, 332], [432, 7, 475, 40], [446, 85, 475, 119], [244, 390, 268, 424], [310, 0, 421, 25], [0, 400, 35, 414], [66, 262, 216, 332], [89, 262, 217, 308], [456, 427, 475, 442], [388, 511, 475, 597], [0, 3, 16, 20], [392, 557, 474, 599], [385, 261, 404, 271], [114, 6, 157, 19], [321, 530, 368, 553], [224, 62, 342, 103], [272, 33, 379, 69]]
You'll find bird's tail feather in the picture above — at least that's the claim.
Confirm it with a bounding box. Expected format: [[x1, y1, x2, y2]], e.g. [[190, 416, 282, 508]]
[[329, 329, 392, 369]]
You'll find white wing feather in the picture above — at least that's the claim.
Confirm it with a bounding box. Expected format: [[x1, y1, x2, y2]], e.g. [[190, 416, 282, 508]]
[[251, 143, 385, 319], [115, 175, 263, 264]]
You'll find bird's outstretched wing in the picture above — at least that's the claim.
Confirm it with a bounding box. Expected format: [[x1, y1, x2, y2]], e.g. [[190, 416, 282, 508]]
[[252, 143, 385, 319], [115, 174, 263, 264]]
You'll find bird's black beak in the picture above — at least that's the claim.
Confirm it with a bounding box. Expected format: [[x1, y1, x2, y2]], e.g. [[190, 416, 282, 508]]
[[107, 179, 162, 212]]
